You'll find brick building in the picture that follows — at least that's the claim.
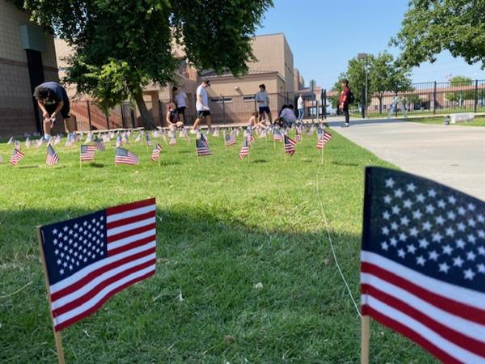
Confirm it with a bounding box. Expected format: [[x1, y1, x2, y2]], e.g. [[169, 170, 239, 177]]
[[0, 0, 59, 137]]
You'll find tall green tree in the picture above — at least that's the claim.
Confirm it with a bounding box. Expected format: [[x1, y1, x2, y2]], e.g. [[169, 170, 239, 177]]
[[15, 0, 273, 128], [392, 0, 485, 69], [445, 75, 475, 106], [369, 52, 413, 114]]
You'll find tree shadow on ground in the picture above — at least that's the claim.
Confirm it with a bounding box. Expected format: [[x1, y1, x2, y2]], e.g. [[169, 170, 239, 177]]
[[0, 206, 435, 364]]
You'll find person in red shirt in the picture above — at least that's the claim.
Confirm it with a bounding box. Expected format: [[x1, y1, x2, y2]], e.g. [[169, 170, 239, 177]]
[[339, 79, 351, 127]]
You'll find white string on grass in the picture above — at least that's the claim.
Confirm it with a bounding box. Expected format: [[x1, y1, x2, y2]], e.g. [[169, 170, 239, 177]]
[[316, 169, 362, 318]]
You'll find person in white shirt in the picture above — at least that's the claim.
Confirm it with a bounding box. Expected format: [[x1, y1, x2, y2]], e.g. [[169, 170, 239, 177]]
[[192, 79, 212, 133], [255, 84, 272, 124], [388, 95, 408, 119], [172, 86, 188, 123], [297, 94, 304, 122]]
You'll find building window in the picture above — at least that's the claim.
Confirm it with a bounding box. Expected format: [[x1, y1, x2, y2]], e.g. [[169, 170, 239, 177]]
[[211, 97, 233, 104], [243, 96, 256, 102]]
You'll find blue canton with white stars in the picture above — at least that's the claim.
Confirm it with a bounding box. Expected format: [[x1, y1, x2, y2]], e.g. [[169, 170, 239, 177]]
[[363, 168, 485, 294], [40, 211, 108, 285]]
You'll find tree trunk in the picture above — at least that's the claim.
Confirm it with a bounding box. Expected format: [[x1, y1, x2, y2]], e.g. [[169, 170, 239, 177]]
[[132, 90, 156, 129], [378, 97, 383, 114]]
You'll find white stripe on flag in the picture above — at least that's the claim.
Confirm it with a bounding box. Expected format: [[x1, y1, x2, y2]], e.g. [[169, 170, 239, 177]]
[[362, 294, 485, 364], [54, 265, 156, 327], [107, 217, 155, 237], [108, 230, 156, 251], [107, 205, 156, 223]]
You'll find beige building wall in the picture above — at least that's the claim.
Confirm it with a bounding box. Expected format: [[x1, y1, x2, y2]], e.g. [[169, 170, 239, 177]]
[[0, 0, 58, 136], [248, 33, 294, 94], [206, 73, 282, 97]]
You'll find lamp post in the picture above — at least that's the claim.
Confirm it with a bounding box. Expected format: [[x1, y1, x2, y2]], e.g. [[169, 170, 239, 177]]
[[358, 53, 369, 119]]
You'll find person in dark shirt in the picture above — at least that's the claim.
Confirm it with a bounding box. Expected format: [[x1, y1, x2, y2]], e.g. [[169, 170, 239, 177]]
[[339, 79, 351, 127], [34, 82, 75, 141]]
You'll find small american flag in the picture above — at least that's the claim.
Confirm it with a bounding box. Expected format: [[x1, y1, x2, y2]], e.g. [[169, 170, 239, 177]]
[[109, 131, 115, 139], [25, 137, 31, 148], [80, 145, 96, 162], [10, 149, 25, 165], [151, 144, 162, 162], [273, 130, 283, 142], [65, 134, 75, 147], [284, 135, 296, 156], [196, 138, 211, 157], [225, 132, 236, 146], [39, 198, 157, 331], [85, 132, 93, 144], [102, 134, 110, 143], [116, 135, 122, 148], [317, 130, 332, 150], [361, 167, 485, 363], [7, 137, 14, 145], [134, 133, 142, 143], [145, 134, 152, 146], [307, 126, 314, 136], [53, 135, 61, 146], [14, 140, 21, 150], [169, 136, 177, 146], [46, 145, 59, 166], [115, 148, 138, 165], [212, 128, 219, 137], [94, 137, 105, 151], [239, 138, 250, 160], [259, 129, 267, 139]]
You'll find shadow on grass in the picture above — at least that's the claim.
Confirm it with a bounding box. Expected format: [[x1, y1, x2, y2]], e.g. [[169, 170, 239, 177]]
[[251, 159, 267, 164], [0, 205, 432, 364], [332, 161, 359, 167], [88, 163, 105, 168]]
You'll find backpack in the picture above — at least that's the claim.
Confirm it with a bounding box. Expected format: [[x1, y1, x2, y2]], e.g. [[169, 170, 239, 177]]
[[348, 90, 355, 104]]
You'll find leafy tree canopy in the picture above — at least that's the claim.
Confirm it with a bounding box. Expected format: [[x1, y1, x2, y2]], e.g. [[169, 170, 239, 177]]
[[392, 0, 485, 69]]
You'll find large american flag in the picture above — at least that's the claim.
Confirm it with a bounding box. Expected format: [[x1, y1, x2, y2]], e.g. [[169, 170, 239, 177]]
[[239, 138, 250, 160], [80, 145, 96, 162], [10, 148, 25, 165], [196, 138, 211, 157], [361, 167, 485, 363], [115, 148, 139, 165], [225, 132, 236, 146], [46, 145, 59, 166], [284, 135, 296, 156], [39, 198, 157, 331]]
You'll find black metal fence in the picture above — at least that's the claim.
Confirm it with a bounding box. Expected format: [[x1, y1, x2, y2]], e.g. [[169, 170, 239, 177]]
[[362, 79, 485, 118]]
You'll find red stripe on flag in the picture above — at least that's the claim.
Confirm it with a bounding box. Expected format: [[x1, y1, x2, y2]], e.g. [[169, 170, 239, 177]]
[[362, 284, 485, 357], [107, 210, 156, 230], [53, 258, 156, 317], [361, 262, 485, 324], [50, 247, 156, 302], [362, 306, 462, 364], [108, 234, 156, 256], [54, 269, 155, 332], [106, 198, 155, 215], [107, 223, 156, 244]]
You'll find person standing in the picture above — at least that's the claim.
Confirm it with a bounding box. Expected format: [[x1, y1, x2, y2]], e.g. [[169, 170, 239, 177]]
[[34, 81, 75, 141], [339, 79, 352, 127], [255, 84, 272, 124], [297, 94, 304, 122], [172, 86, 188, 124], [191, 80, 212, 133]]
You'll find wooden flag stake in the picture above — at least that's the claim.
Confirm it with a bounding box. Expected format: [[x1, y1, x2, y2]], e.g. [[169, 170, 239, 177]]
[[361, 315, 370, 364], [37, 228, 66, 364], [321, 145, 325, 166]]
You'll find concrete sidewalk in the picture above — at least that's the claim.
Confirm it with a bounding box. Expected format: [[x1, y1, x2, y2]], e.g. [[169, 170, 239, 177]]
[[327, 118, 485, 201]]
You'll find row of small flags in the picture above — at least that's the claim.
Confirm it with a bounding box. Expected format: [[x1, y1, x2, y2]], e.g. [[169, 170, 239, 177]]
[[9, 145, 60, 166]]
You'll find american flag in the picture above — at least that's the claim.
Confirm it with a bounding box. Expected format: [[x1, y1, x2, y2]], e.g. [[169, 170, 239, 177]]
[[239, 138, 250, 160], [134, 133, 142, 143], [94, 136, 105, 151], [317, 130, 332, 150], [307, 126, 314, 136], [151, 144, 162, 162], [53, 135, 61, 146], [46, 145, 59, 166], [116, 135, 122, 148], [10, 148, 25, 165], [25, 137, 31, 148], [102, 134, 110, 144], [109, 131, 115, 140], [259, 129, 267, 139], [284, 135, 296, 156], [169, 136, 177, 146], [196, 138, 211, 157], [225, 132, 236, 146], [7, 136, 14, 145], [36, 138, 44, 148], [85, 132, 93, 144], [295, 130, 302, 143], [361, 167, 485, 363], [65, 134, 75, 147], [14, 140, 21, 150], [80, 145, 96, 162], [115, 148, 139, 165], [273, 129, 283, 142], [145, 134, 152, 146], [38, 198, 157, 331], [212, 128, 219, 137]]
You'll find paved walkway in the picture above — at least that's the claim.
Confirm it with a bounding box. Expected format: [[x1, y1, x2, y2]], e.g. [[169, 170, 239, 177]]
[[327, 118, 485, 201]]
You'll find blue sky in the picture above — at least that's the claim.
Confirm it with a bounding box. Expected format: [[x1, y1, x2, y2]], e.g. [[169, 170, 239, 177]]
[[256, 0, 485, 89]]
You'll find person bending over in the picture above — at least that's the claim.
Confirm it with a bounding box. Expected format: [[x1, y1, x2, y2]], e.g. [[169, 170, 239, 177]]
[[166, 102, 184, 130]]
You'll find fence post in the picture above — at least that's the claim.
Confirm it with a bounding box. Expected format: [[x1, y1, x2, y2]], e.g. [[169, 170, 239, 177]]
[[361, 85, 366, 119], [86, 101, 92, 131], [222, 95, 226, 124], [130, 109, 136, 128], [323, 89, 327, 120], [433, 81, 437, 115], [106, 113, 110, 130], [474, 79, 479, 113]]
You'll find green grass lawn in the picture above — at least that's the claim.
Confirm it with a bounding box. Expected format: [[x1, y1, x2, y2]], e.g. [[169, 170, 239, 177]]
[[403, 115, 485, 126], [0, 131, 437, 363]]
